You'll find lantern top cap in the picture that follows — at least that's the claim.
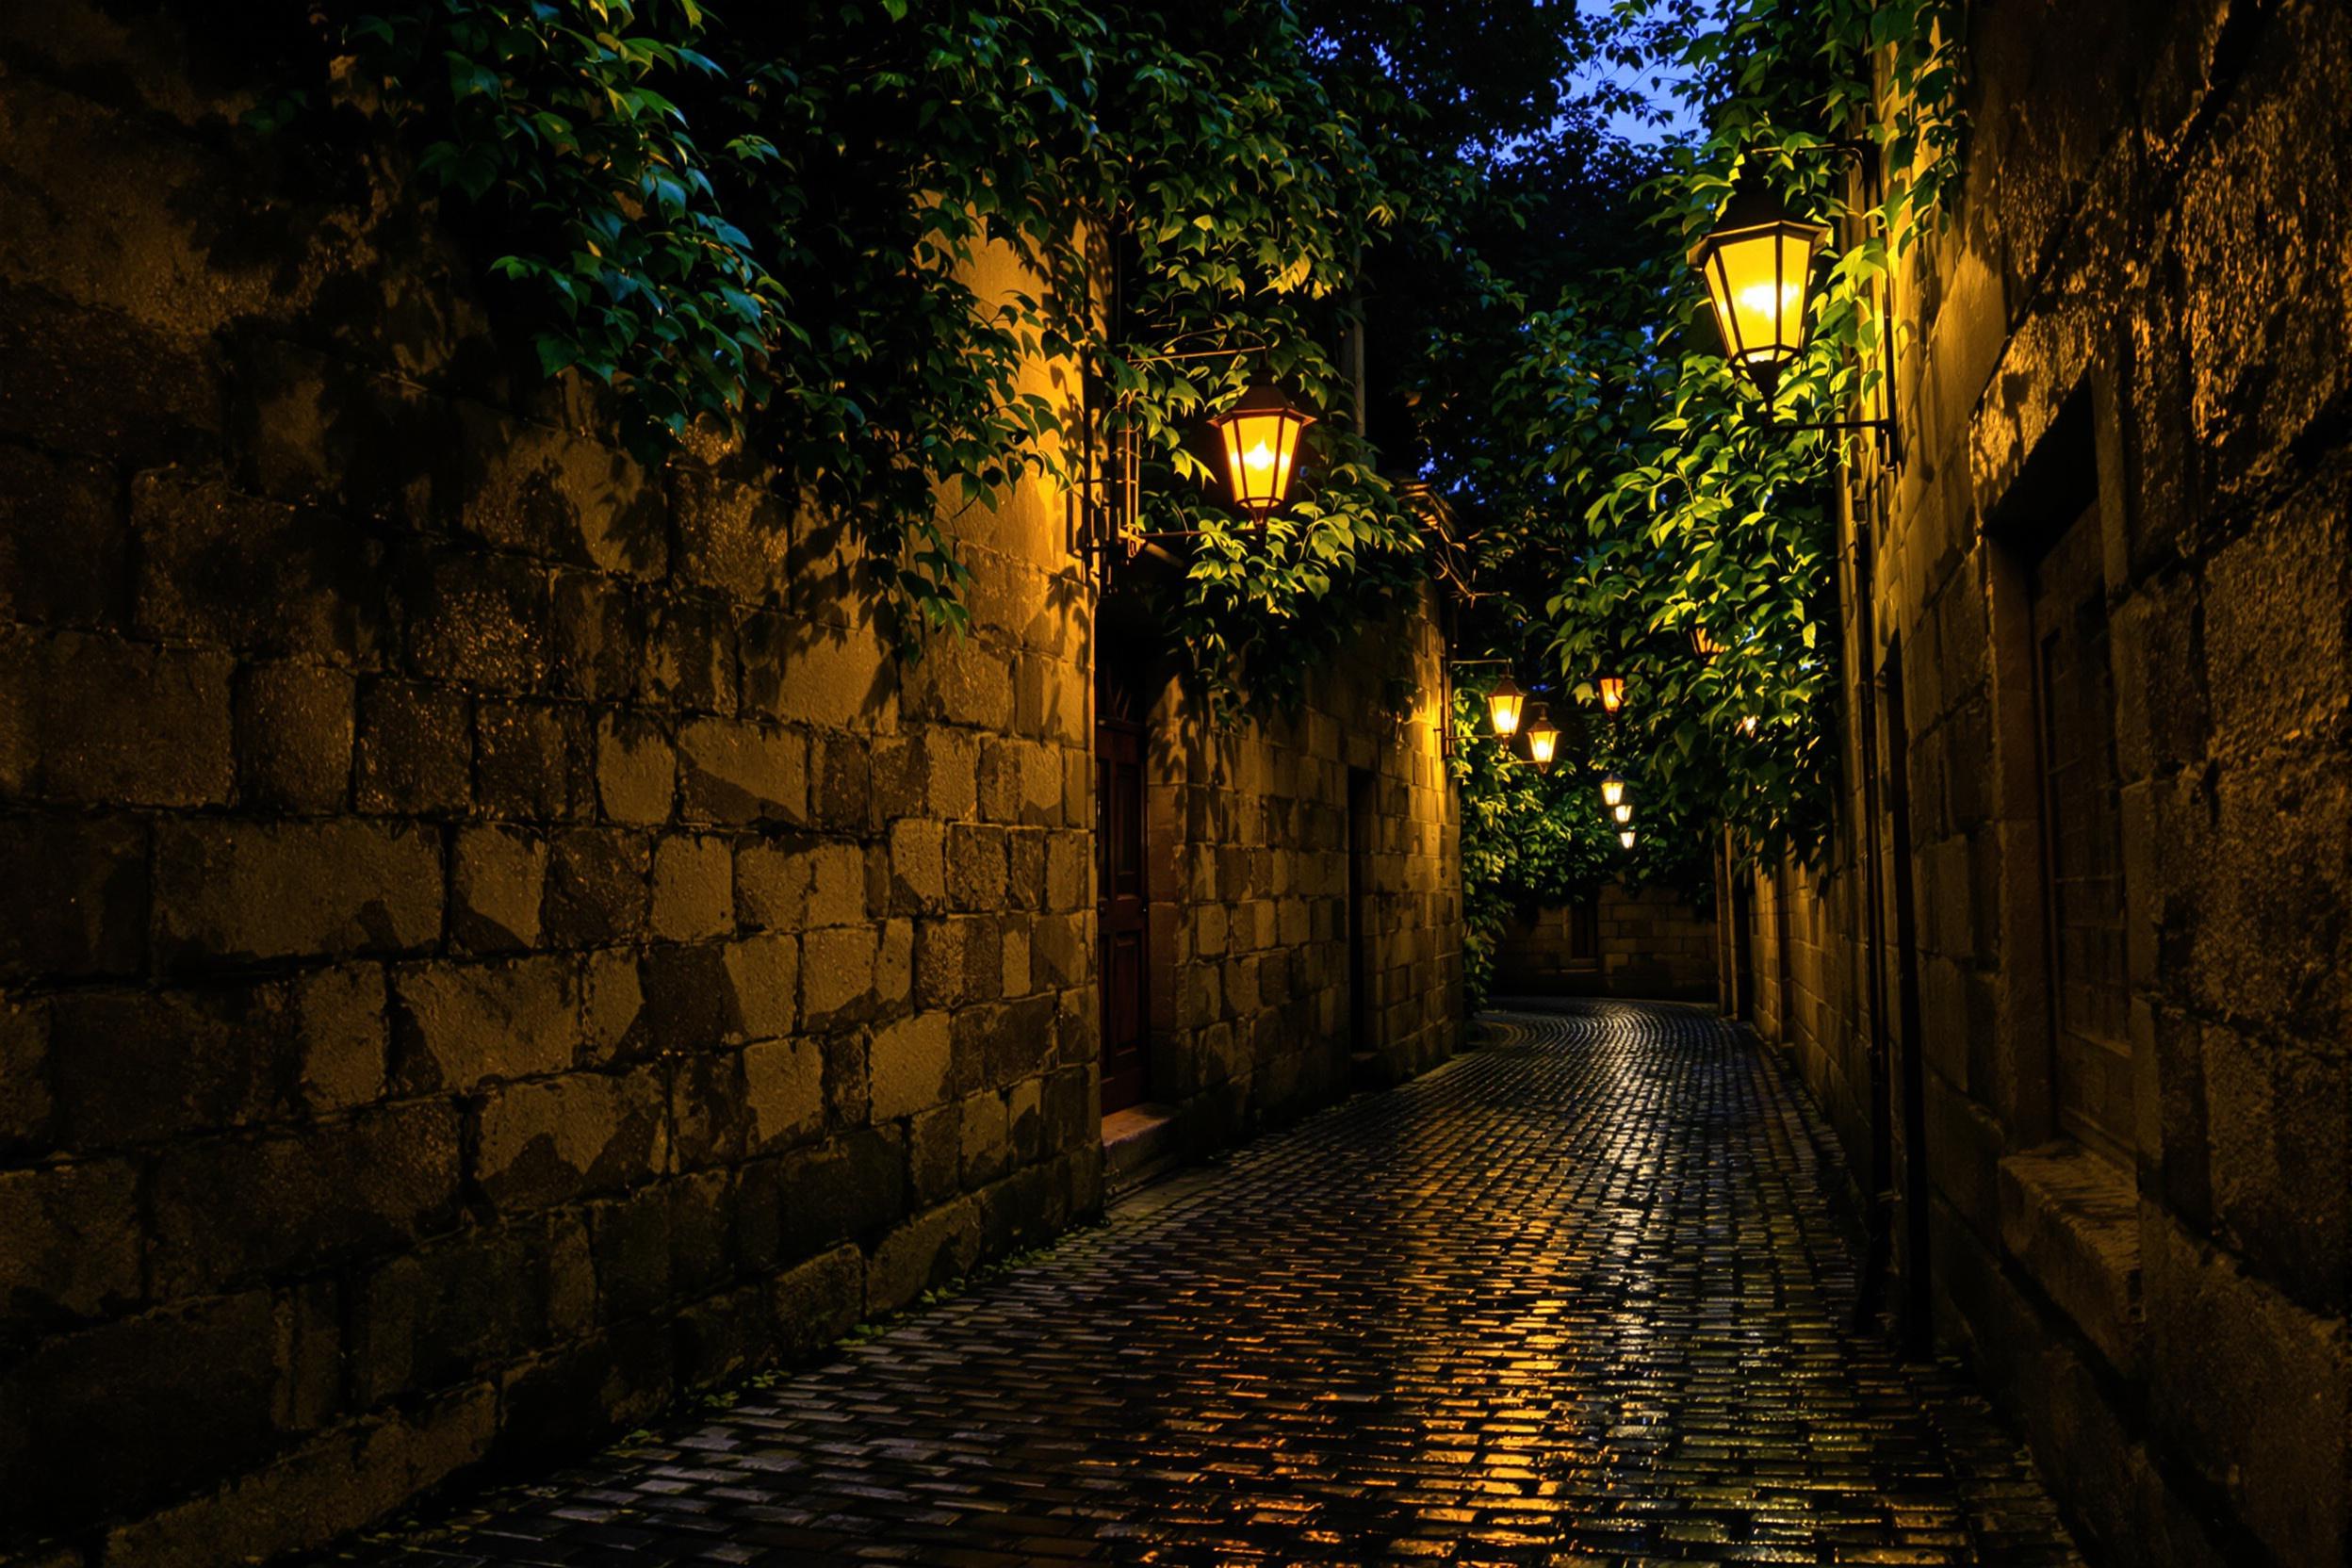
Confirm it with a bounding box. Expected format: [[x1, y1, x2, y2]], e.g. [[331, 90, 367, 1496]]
[[1490, 672, 1524, 698], [1208, 382, 1316, 427], [1686, 169, 1833, 269]]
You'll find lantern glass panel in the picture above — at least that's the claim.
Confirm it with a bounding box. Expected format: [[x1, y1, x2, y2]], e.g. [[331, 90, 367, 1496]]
[[1599, 773, 1625, 808], [1612, 802, 1633, 825], [1487, 676, 1525, 738], [1207, 385, 1314, 516], [1525, 703, 1559, 769], [1597, 677, 1625, 714], [1618, 828, 1637, 850]]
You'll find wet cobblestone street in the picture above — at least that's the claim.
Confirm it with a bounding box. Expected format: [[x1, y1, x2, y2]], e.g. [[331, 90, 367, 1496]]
[[356, 1003, 2084, 1567]]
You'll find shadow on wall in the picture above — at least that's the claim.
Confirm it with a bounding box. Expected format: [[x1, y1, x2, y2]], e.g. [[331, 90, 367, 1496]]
[[1492, 884, 1717, 1003]]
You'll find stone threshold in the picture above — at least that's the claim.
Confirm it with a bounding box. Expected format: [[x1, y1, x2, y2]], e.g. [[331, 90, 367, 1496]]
[[1102, 1102, 1186, 1199]]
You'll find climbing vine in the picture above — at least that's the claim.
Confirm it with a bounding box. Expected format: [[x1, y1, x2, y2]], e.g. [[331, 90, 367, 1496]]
[[1446, 0, 1966, 907]]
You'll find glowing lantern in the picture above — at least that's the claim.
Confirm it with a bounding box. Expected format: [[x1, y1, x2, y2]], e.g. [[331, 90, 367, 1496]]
[[1740, 714, 1759, 736], [1690, 625, 1724, 660], [1206, 384, 1315, 517], [1612, 802, 1633, 825], [1524, 703, 1559, 771], [1597, 676, 1626, 715], [1688, 170, 1831, 397], [1487, 675, 1526, 738], [1599, 773, 1625, 808], [1618, 828, 1637, 850]]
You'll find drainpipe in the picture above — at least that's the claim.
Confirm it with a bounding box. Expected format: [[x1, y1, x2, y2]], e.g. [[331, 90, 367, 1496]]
[[1851, 490, 1896, 1332]]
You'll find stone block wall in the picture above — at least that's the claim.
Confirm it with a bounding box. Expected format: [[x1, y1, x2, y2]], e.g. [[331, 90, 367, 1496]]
[[0, 6, 1462, 1562], [1493, 883, 1718, 1002], [1740, 5, 2352, 1564], [1137, 598, 1462, 1147]]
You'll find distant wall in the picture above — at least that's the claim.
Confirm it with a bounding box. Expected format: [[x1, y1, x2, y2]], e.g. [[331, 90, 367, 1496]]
[[1493, 883, 1717, 1003]]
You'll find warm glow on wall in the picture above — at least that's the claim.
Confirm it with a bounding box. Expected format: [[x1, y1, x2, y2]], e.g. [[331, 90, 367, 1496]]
[[1524, 703, 1559, 770], [1688, 171, 1831, 397], [1206, 384, 1315, 516], [1487, 675, 1526, 738]]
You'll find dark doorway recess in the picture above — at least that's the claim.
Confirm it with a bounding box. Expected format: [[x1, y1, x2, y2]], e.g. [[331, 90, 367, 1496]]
[[1095, 652, 1152, 1115]]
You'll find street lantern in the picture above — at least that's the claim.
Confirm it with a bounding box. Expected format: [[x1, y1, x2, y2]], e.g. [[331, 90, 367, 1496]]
[[1618, 828, 1637, 850], [1612, 802, 1633, 825], [1599, 773, 1625, 808], [1597, 676, 1626, 715], [1206, 384, 1315, 517], [1740, 714, 1759, 736], [1524, 703, 1560, 771], [1487, 674, 1527, 738], [1689, 169, 1831, 397]]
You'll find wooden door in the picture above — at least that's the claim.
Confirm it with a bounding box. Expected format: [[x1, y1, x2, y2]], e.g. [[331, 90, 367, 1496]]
[[1095, 693, 1150, 1113]]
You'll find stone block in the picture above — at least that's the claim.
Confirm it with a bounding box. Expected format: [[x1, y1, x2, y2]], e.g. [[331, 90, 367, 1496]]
[[51, 984, 302, 1146], [353, 678, 471, 814], [888, 818, 947, 911], [295, 965, 386, 1113], [540, 827, 650, 947], [865, 1195, 979, 1316], [0, 629, 233, 807], [678, 717, 806, 825], [97, 1384, 496, 1568], [1998, 1148, 2144, 1378], [0, 996, 52, 1151], [151, 1102, 462, 1294], [133, 475, 386, 661], [743, 610, 895, 728], [770, 1243, 863, 1359], [743, 1037, 825, 1152], [907, 1103, 961, 1204], [1008, 1076, 1043, 1165], [637, 939, 796, 1053], [596, 710, 675, 824], [0, 443, 125, 631], [670, 1048, 751, 1170], [946, 823, 1008, 910], [548, 568, 647, 702], [0, 280, 219, 469], [959, 1091, 1010, 1188], [870, 1011, 952, 1123], [0, 1158, 141, 1324], [492, 1321, 671, 1466], [590, 1184, 676, 1323], [802, 923, 879, 1027], [580, 949, 649, 1063], [651, 833, 735, 940], [810, 732, 873, 834], [450, 825, 547, 954], [451, 400, 665, 576], [643, 594, 735, 714], [235, 660, 352, 811], [398, 547, 547, 692], [476, 699, 593, 823], [735, 838, 808, 930], [669, 467, 789, 601], [0, 1291, 278, 1534], [351, 1219, 557, 1405], [675, 1282, 767, 1392], [805, 841, 867, 928], [776, 1128, 905, 1259], [2144, 1211, 2350, 1568], [906, 638, 1011, 730], [153, 819, 443, 969], [0, 815, 145, 982], [391, 956, 580, 1095], [473, 1067, 669, 1211]]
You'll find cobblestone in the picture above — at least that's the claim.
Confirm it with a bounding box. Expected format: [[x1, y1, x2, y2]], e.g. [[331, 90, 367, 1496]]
[[344, 1003, 2083, 1566]]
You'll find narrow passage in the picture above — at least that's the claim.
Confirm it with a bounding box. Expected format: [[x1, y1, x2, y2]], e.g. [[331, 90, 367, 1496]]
[[358, 1003, 2083, 1566]]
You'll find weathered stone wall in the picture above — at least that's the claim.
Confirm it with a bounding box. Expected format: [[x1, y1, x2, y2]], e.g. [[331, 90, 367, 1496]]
[[1493, 883, 1718, 1002], [1741, 5, 2352, 1564], [1139, 599, 1462, 1149], [0, 6, 1462, 1562]]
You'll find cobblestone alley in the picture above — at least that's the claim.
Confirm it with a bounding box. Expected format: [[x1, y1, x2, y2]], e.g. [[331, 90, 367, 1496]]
[[347, 1004, 2083, 1567]]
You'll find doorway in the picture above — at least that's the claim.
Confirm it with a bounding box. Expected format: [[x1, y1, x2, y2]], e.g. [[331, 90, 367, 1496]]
[[1095, 663, 1151, 1114]]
